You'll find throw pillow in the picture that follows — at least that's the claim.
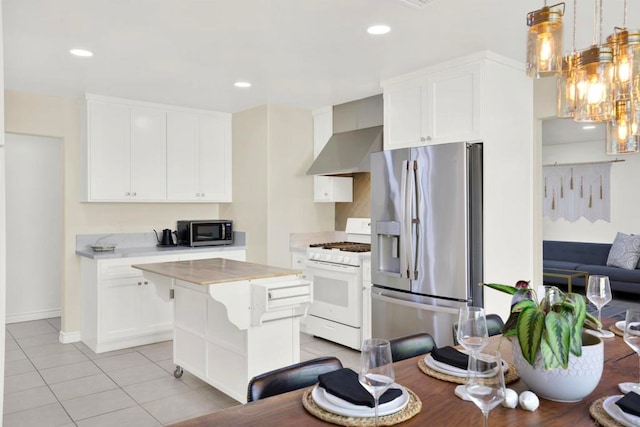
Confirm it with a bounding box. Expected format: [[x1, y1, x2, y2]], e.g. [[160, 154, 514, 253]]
[[607, 232, 640, 270]]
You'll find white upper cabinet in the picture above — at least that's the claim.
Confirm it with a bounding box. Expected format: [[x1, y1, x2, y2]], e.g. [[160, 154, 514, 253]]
[[312, 107, 353, 203], [166, 111, 232, 202], [84, 94, 231, 202], [383, 59, 482, 150]]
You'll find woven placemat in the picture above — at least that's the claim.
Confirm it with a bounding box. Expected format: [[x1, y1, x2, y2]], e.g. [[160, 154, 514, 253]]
[[610, 325, 624, 337], [589, 396, 626, 427], [302, 386, 422, 426], [417, 357, 519, 385]]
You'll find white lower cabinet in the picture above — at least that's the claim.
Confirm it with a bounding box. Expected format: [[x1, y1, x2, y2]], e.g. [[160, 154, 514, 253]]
[[81, 250, 246, 353]]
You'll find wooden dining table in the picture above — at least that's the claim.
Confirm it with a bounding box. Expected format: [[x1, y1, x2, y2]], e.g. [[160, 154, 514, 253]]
[[171, 319, 637, 426]]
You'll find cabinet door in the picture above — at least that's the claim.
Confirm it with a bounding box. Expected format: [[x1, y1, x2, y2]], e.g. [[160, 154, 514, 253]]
[[101, 277, 143, 340], [199, 115, 232, 201], [383, 79, 428, 150], [141, 277, 173, 333], [426, 62, 482, 144], [130, 107, 167, 200], [88, 101, 131, 200], [167, 111, 199, 201]]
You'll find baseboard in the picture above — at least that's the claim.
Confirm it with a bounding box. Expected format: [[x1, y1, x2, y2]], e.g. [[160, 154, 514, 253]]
[[59, 330, 81, 344], [5, 308, 61, 324]]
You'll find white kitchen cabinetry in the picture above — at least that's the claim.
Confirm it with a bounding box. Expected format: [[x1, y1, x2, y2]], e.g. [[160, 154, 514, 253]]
[[383, 60, 481, 150], [81, 250, 246, 353], [166, 111, 232, 202], [86, 99, 167, 201], [312, 107, 353, 202], [362, 257, 372, 343], [84, 94, 231, 203]]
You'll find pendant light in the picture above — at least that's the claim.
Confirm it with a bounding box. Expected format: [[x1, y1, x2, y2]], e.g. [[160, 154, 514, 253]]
[[557, 0, 577, 117], [526, 2, 565, 78], [574, 0, 614, 122], [607, 99, 640, 154]]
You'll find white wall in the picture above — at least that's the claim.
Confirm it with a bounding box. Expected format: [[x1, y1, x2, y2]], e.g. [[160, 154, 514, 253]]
[[6, 134, 63, 323], [0, 0, 7, 413], [542, 141, 640, 243]]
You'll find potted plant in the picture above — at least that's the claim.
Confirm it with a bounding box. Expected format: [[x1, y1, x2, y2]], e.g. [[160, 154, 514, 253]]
[[483, 281, 604, 402]]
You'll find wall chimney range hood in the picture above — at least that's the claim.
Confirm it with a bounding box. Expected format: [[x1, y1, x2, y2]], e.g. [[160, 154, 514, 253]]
[[307, 94, 383, 175]]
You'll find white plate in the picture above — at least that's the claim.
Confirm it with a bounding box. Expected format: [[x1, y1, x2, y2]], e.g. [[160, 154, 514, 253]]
[[311, 384, 409, 418], [617, 321, 626, 331], [423, 354, 507, 378], [603, 395, 640, 427]]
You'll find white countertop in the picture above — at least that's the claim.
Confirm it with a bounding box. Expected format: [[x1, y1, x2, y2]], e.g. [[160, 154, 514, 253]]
[[76, 231, 246, 259]]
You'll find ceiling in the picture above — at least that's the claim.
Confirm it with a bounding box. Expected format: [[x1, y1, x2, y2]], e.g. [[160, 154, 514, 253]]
[[3, 0, 639, 120]]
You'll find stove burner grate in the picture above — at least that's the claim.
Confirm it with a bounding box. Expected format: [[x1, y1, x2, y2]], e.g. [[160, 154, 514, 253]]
[[309, 241, 371, 253]]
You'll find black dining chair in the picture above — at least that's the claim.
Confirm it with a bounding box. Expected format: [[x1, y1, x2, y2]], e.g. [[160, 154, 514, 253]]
[[247, 356, 343, 402], [388, 333, 437, 362], [452, 313, 505, 345]]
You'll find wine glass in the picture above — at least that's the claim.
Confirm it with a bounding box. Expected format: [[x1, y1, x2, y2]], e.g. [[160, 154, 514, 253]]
[[623, 309, 640, 393], [465, 350, 506, 427], [586, 275, 615, 338], [457, 306, 489, 355], [359, 338, 395, 427]]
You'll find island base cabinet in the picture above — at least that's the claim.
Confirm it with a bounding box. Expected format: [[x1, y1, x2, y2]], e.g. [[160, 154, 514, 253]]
[[172, 278, 302, 403]]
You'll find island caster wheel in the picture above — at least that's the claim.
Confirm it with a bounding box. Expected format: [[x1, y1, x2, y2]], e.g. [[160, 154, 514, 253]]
[[173, 366, 183, 378]]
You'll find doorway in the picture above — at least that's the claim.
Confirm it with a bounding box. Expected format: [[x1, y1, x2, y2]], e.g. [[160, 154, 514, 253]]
[[5, 134, 63, 323]]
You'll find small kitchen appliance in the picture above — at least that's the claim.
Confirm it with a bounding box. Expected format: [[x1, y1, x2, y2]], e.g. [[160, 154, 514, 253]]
[[154, 229, 177, 247], [176, 220, 233, 247]]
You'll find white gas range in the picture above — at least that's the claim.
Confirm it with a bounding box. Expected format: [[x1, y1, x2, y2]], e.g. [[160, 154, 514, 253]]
[[303, 218, 371, 350]]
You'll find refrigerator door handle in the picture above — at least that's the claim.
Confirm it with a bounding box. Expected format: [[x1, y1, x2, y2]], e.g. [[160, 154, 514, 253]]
[[411, 160, 420, 280], [371, 292, 459, 315], [400, 160, 410, 280]]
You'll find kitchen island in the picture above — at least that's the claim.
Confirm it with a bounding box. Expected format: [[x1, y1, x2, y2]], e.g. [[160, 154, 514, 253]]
[[132, 258, 312, 403]]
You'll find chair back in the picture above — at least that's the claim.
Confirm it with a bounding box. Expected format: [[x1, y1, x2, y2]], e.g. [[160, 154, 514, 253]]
[[247, 356, 343, 402], [388, 333, 436, 362]]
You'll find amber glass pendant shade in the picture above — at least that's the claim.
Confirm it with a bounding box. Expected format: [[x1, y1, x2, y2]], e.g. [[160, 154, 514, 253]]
[[526, 5, 564, 78], [574, 46, 614, 122], [557, 53, 577, 117], [608, 29, 640, 102], [606, 99, 640, 154]]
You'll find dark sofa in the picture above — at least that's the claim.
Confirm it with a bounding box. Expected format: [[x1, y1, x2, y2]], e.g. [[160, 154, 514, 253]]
[[543, 240, 640, 295]]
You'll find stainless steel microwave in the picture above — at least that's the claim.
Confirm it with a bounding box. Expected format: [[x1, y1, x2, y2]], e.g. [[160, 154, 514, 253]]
[[176, 220, 233, 247]]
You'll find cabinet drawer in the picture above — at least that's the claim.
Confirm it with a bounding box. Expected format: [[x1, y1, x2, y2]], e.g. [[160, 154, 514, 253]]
[[100, 264, 142, 279]]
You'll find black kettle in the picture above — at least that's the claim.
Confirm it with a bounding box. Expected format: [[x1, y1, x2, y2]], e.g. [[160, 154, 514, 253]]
[[154, 229, 176, 246]]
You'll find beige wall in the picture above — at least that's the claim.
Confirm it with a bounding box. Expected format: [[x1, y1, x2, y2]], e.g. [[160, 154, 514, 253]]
[[5, 90, 226, 334], [221, 104, 334, 268]]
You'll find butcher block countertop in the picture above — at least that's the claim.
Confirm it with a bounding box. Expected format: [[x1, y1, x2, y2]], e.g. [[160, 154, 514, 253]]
[[132, 258, 303, 286]]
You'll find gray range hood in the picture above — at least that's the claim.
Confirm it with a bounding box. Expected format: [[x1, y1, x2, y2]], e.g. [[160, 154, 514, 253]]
[[307, 94, 383, 175]]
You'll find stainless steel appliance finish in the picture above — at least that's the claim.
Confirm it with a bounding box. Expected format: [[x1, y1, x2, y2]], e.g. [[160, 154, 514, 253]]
[[306, 95, 383, 175], [176, 220, 233, 247], [370, 142, 483, 346]]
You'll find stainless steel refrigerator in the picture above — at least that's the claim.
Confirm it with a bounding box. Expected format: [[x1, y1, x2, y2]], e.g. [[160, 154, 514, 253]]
[[371, 141, 483, 347]]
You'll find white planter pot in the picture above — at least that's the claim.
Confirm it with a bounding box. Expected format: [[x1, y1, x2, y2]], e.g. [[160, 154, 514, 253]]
[[512, 333, 603, 402]]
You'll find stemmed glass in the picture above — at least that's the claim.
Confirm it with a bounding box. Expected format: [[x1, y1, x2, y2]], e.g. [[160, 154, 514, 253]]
[[457, 306, 489, 355], [623, 309, 640, 393], [359, 338, 395, 427], [465, 350, 506, 427], [586, 275, 615, 338]]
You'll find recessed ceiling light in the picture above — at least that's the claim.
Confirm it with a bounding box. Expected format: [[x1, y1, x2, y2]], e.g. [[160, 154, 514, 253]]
[[582, 125, 596, 130], [234, 81, 252, 88], [70, 48, 93, 57], [367, 25, 391, 35]]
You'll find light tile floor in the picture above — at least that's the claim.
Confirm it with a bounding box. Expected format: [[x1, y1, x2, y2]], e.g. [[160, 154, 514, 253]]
[[3, 318, 360, 426]]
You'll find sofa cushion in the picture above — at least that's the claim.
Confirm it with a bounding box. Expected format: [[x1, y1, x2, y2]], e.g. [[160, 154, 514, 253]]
[[576, 264, 640, 283], [543, 260, 584, 270], [543, 241, 611, 265], [607, 232, 640, 270]]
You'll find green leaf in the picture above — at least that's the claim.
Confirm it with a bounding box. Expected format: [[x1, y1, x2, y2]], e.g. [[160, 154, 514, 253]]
[[543, 311, 571, 369], [540, 335, 562, 369], [567, 294, 586, 357], [516, 306, 545, 365], [512, 299, 537, 313], [481, 283, 518, 295]]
